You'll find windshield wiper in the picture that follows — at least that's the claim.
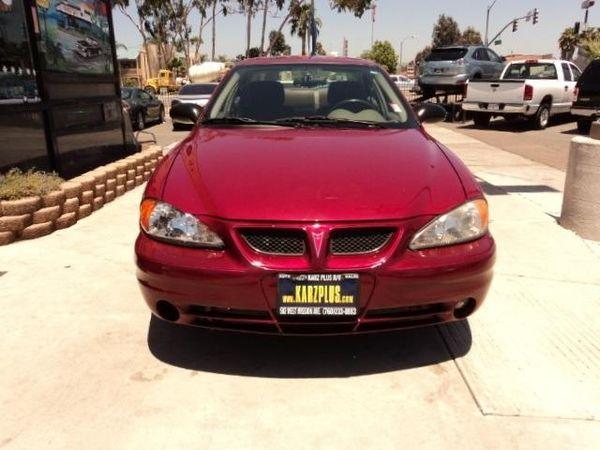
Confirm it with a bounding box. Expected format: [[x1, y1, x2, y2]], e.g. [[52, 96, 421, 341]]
[[275, 116, 387, 128], [201, 117, 299, 127]]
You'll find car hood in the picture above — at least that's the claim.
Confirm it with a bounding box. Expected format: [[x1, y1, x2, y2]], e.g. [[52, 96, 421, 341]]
[[162, 126, 467, 222]]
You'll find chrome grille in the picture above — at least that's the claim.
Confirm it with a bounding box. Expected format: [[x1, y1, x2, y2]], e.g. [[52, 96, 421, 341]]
[[241, 230, 305, 255], [330, 229, 393, 255]]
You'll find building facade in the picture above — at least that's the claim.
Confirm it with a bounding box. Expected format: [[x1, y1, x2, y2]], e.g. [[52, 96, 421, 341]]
[[0, 0, 134, 178]]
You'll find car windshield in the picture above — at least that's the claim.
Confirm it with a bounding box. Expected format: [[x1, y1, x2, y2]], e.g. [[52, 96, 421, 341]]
[[503, 63, 558, 80], [121, 88, 133, 99], [425, 48, 468, 62], [206, 64, 411, 127], [179, 84, 216, 95]]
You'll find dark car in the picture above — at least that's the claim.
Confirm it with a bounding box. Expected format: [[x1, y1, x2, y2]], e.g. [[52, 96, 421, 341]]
[[572, 59, 600, 134], [135, 56, 495, 335], [121, 87, 165, 130]]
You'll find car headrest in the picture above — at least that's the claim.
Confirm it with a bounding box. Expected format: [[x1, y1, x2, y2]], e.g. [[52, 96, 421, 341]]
[[239, 81, 285, 112], [328, 81, 367, 106]]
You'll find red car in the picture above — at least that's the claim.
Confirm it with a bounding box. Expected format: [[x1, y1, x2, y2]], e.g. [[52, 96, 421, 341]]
[[136, 57, 495, 335]]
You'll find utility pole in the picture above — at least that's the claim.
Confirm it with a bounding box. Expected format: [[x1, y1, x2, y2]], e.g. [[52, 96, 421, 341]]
[[371, 2, 377, 48], [310, 0, 317, 56], [485, 0, 499, 46], [582, 0, 596, 30], [399, 35, 416, 70]]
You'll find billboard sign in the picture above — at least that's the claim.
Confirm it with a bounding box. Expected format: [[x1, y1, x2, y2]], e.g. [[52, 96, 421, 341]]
[[36, 0, 113, 75]]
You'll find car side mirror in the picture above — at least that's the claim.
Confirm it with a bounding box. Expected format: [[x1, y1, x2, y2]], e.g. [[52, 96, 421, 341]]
[[414, 103, 447, 123], [170, 102, 203, 125], [501, 56, 507, 62]]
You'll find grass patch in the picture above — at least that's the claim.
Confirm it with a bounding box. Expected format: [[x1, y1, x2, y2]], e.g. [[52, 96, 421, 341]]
[[0, 168, 64, 201]]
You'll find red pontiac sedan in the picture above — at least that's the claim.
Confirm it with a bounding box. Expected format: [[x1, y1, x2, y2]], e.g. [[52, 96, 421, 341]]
[[135, 57, 495, 335]]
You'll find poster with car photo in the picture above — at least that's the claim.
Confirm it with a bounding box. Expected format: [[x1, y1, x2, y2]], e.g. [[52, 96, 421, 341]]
[[36, 0, 113, 75]]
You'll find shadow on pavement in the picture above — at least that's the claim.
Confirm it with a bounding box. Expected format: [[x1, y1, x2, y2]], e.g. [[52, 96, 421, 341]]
[[147, 316, 471, 378], [456, 115, 576, 133]]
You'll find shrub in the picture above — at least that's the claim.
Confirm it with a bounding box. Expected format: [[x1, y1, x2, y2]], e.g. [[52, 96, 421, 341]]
[[0, 168, 64, 201]]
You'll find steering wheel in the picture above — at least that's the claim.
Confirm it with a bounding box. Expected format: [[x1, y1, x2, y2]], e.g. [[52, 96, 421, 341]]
[[329, 98, 375, 114]]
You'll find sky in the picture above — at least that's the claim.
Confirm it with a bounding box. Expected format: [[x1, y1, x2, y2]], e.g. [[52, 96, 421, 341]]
[[112, 0, 599, 63]]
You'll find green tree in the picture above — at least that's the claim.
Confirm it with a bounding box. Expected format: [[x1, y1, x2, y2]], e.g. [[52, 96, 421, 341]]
[[432, 14, 461, 48], [361, 40, 398, 73], [290, 2, 321, 55], [559, 27, 579, 59], [331, 0, 374, 17], [247, 47, 261, 58], [460, 26, 483, 45], [315, 41, 326, 55], [269, 30, 291, 56]]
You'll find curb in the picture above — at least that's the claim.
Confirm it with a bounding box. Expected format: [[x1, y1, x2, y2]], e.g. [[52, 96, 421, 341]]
[[0, 146, 164, 246]]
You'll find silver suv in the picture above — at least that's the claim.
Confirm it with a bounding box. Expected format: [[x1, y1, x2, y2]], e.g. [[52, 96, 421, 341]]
[[418, 46, 505, 97]]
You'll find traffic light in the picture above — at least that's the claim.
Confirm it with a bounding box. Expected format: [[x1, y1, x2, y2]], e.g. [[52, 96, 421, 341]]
[[532, 8, 539, 25], [574, 21, 581, 34], [512, 20, 518, 32]]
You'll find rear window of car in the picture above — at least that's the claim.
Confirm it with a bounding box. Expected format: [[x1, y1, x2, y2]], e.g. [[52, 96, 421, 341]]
[[503, 63, 558, 80], [579, 61, 600, 88], [179, 84, 216, 95], [425, 48, 468, 62]]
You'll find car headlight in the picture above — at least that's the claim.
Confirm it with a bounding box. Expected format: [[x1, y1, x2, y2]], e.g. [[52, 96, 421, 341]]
[[409, 199, 489, 250], [139, 199, 224, 248]]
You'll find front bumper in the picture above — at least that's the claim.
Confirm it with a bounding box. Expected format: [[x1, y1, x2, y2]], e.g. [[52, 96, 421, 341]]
[[135, 220, 495, 335]]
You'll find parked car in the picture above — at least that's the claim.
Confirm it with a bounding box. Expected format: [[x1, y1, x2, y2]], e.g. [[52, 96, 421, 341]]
[[121, 87, 165, 130], [418, 46, 505, 98], [571, 59, 600, 134], [171, 83, 217, 130], [389, 74, 415, 90], [462, 59, 581, 129], [135, 56, 495, 335]]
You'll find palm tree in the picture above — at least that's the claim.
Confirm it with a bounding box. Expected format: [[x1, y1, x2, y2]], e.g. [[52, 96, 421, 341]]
[[290, 3, 321, 55], [559, 27, 579, 60]]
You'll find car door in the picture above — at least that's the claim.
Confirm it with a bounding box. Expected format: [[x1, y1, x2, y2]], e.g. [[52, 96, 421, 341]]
[[560, 62, 577, 112], [486, 49, 504, 78], [474, 48, 492, 78], [139, 90, 158, 120]]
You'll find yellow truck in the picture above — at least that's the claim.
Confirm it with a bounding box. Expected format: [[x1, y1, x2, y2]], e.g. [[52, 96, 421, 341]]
[[144, 69, 178, 95]]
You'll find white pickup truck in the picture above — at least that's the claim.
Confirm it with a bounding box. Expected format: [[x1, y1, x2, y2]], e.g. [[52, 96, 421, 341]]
[[462, 59, 582, 129]]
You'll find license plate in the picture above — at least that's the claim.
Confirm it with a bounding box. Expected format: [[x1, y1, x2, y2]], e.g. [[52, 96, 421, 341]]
[[487, 104, 500, 111], [277, 273, 359, 317]]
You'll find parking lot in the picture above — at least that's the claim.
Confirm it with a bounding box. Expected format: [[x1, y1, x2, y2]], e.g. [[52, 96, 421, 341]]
[[2, 119, 599, 449], [441, 115, 580, 171]]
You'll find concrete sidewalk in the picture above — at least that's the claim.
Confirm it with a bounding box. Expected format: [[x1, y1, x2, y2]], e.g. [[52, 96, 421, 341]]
[[0, 125, 599, 449]]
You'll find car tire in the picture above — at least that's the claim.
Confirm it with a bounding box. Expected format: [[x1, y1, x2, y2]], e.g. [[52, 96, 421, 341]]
[[577, 119, 592, 134], [136, 111, 145, 131], [172, 123, 184, 131], [473, 113, 491, 128], [532, 104, 550, 130]]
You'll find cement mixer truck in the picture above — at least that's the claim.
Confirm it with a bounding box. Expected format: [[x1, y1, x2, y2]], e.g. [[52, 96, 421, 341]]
[[188, 62, 227, 84]]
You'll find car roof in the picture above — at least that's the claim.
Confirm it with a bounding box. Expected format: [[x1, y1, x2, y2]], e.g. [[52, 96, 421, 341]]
[[432, 46, 477, 50], [236, 55, 377, 67], [506, 59, 564, 64]]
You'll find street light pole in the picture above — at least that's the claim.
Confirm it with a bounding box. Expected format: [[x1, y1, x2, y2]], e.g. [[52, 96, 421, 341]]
[[399, 35, 416, 70], [485, 0, 499, 46]]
